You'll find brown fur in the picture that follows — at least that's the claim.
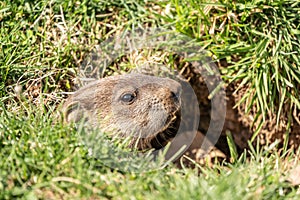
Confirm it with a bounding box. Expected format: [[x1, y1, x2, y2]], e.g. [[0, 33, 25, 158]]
[[63, 73, 182, 150]]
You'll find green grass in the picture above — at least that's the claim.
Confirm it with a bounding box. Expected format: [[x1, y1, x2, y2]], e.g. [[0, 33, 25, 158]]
[[1, 0, 300, 199], [170, 0, 300, 133], [0, 106, 299, 199]]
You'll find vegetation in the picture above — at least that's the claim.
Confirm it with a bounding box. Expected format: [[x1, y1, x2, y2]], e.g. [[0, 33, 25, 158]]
[[171, 0, 300, 135], [0, 0, 299, 199]]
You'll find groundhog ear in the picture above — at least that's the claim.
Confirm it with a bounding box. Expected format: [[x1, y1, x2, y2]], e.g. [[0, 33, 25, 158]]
[[63, 101, 84, 123]]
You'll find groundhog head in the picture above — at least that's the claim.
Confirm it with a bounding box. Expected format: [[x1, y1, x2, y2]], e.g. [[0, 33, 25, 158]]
[[63, 73, 182, 150]]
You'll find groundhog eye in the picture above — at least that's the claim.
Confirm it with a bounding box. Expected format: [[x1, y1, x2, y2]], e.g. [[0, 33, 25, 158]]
[[121, 93, 136, 103]]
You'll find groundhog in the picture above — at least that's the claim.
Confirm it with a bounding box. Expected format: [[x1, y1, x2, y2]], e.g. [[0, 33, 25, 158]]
[[62, 73, 184, 150]]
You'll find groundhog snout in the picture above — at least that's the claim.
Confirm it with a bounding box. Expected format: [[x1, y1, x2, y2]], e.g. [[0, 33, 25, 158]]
[[155, 86, 181, 104], [169, 84, 182, 106], [170, 90, 181, 103], [168, 80, 182, 101], [168, 79, 182, 94]]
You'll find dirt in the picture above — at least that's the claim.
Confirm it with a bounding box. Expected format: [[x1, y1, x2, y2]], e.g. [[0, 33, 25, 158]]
[[176, 60, 300, 158]]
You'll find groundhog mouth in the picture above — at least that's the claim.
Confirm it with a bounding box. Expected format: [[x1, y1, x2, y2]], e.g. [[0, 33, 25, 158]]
[[152, 110, 181, 149], [131, 108, 181, 151]]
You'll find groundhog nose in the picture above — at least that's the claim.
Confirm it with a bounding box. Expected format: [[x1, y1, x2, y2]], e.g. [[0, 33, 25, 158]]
[[168, 81, 182, 101], [170, 86, 181, 102], [170, 91, 180, 101]]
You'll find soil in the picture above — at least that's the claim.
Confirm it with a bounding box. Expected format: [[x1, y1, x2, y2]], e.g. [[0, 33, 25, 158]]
[[175, 60, 300, 157]]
